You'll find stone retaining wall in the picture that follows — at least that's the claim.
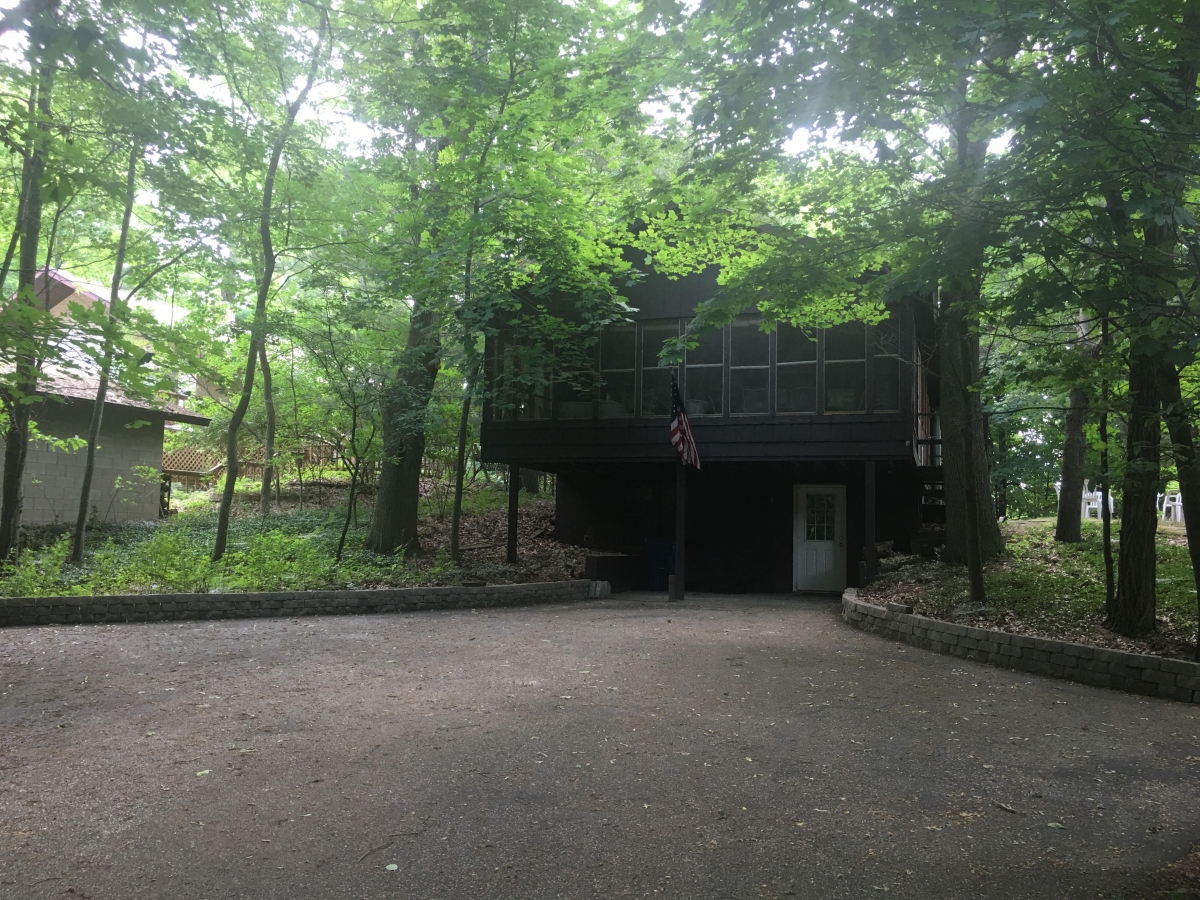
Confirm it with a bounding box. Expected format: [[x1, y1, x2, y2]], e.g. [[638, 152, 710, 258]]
[[842, 590, 1200, 703], [0, 579, 611, 628]]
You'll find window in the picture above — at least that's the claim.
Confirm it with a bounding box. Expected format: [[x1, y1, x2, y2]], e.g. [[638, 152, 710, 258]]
[[491, 330, 550, 420], [683, 321, 722, 415], [554, 344, 597, 419], [490, 330, 518, 421], [641, 320, 677, 417], [776, 323, 816, 413], [824, 322, 865, 412], [873, 317, 901, 412], [730, 319, 769, 414], [598, 324, 635, 418], [805, 492, 836, 541]]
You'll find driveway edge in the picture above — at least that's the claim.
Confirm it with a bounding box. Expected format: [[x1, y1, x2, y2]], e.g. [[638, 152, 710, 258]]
[[841, 589, 1200, 703], [0, 579, 613, 627]]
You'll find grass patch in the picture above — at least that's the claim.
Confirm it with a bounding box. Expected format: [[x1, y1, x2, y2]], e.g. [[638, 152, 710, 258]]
[[863, 519, 1198, 661], [0, 480, 565, 599]]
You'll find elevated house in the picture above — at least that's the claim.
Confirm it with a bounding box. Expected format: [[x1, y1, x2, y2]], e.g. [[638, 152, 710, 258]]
[[479, 267, 944, 593]]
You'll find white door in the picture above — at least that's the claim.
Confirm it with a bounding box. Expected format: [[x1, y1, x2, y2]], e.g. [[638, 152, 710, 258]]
[[793, 485, 847, 592]]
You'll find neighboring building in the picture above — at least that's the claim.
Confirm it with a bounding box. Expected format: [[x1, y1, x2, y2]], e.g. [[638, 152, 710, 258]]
[[2, 379, 211, 526], [479, 267, 943, 593], [2, 269, 210, 526]]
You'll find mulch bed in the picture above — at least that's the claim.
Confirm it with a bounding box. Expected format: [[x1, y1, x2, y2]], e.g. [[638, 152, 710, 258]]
[[861, 555, 1199, 663]]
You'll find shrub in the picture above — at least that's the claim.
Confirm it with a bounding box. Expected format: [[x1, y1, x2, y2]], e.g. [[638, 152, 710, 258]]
[[0, 537, 71, 598]]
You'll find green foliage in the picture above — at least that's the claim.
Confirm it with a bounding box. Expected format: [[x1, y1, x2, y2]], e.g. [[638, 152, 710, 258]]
[[888, 520, 1196, 647], [0, 537, 71, 598]]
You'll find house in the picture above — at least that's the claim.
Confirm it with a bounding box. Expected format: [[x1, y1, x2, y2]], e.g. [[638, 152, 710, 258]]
[[1, 269, 210, 526], [479, 267, 943, 593]]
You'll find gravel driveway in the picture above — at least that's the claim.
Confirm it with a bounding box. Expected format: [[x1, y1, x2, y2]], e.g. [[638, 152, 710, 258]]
[[1, 594, 1197, 899]]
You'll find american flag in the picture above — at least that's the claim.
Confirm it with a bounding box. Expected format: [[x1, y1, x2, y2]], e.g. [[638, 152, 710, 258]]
[[670, 376, 701, 469]]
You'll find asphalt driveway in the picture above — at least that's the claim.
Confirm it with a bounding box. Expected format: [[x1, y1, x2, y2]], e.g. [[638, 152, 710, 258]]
[[1, 594, 1197, 899]]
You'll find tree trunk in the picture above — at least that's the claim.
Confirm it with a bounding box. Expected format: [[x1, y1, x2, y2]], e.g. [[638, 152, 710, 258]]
[[938, 305, 1003, 569], [1099, 378, 1115, 618], [1109, 351, 1160, 635], [449, 369, 476, 563], [1157, 363, 1200, 660], [258, 341, 276, 516], [1055, 386, 1090, 543], [336, 409, 359, 562], [365, 301, 441, 555], [70, 146, 138, 563], [0, 57, 53, 563], [994, 426, 1008, 519], [212, 341, 259, 560], [521, 468, 541, 495]]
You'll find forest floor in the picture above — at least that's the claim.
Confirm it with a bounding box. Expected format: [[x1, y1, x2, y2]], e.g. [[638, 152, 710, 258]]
[[0, 480, 584, 598], [861, 519, 1198, 662]]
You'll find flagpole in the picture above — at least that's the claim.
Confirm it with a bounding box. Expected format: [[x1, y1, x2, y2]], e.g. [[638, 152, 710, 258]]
[[671, 458, 686, 601]]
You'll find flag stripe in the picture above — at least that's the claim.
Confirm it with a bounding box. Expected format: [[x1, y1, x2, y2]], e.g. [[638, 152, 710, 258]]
[[670, 378, 701, 469]]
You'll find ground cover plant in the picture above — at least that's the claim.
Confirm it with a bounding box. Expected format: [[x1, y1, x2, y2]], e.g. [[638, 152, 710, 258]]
[[863, 520, 1197, 661], [0, 480, 579, 599]]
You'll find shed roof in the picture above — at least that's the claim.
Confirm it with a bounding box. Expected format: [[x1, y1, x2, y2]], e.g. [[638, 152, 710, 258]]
[[40, 377, 211, 427]]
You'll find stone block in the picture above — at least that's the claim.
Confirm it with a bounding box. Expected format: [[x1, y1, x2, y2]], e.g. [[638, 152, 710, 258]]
[[887, 602, 914, 614], [1049, 653, 1078, 668], [1141, 668, 1176, 686], [1129, 653, 1161, 671], [1159, 658, 1198, 677], [1062, 642, 1094, 659], [1028, 649, 1051, 664]]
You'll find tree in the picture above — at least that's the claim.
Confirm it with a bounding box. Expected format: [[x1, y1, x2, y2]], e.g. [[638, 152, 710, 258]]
[[165, 0, 334, 561], [358, 0, 650, 554]]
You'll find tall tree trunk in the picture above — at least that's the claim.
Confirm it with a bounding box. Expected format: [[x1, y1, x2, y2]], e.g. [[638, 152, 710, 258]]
[[449, 368, 477, 563], [938, 304, 1004, 570], [1099, 325, 1115, 617], [1109, 351, 1160, 635], [335, 409, 360, 562], [70, 146, 138, 562], [258, 341, 275, 516], [1157, 363, 1200, 660], [0, 55, 53, 563], [365, 302, 441, 555], [0, 86, 34, 295], [1055, 386, 1090, 543], [521, 468, 541, 495], [211, 21, 325, 561], [994, 426, 1008, 519]]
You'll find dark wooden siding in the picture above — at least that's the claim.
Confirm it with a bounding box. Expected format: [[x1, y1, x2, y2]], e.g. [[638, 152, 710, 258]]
[[481, 415, 913, 466]]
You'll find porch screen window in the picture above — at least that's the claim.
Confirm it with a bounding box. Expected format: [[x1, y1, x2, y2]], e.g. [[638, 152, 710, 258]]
[[641, 320, 678, 417], [489, 331, 518, 422], [824, 322, 866, 412], [730, 319, 768, 414], [554, 344, 596, 419], [492, 330, 549, 420], [776, 324, 816, 413], [873, 317, 901, 412], [684, 321, 723, 415], [599, 324, 635, 418]]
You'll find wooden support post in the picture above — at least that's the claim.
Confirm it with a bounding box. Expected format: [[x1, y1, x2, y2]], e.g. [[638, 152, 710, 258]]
[[670, 462, 686, 601], [864, 460, 877, 584], [507, 463, 519, 564]]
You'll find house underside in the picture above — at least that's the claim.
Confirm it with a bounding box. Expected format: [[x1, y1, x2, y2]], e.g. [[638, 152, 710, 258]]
[[554, 459, 922, 592]]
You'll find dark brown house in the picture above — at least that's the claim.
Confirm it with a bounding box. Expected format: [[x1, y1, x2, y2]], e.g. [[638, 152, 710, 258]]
[[480, 268, 942, 593]]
